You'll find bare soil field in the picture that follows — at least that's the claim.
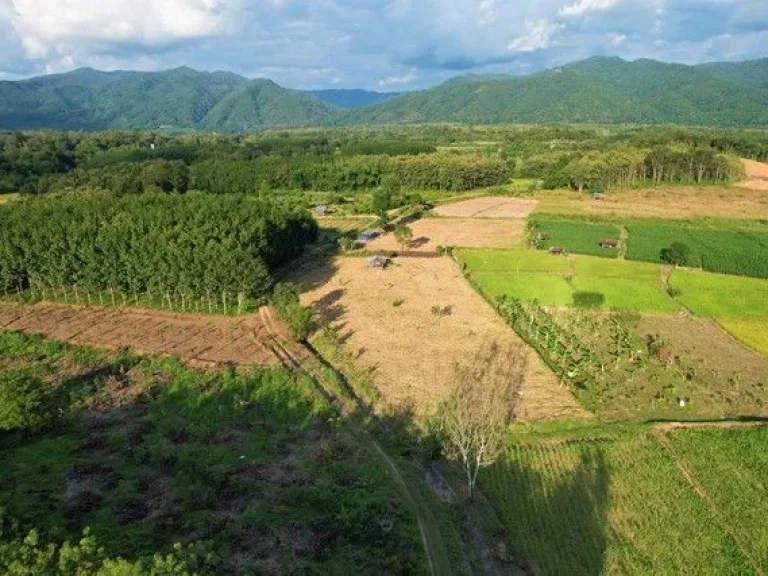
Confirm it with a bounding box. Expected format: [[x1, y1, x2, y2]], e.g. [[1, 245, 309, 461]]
[[741, 159, 768, 191], [0, 302, 279, 369], [533, 186, 768, 219], [295, 257, 590, 421], [434, 197, 539, 218], [366, 217, 525, 252]]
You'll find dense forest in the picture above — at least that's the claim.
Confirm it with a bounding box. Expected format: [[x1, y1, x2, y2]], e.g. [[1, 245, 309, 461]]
[[0, 193, 317, 307], [0, 126, 760, 200], [0, 57, 766, 131]]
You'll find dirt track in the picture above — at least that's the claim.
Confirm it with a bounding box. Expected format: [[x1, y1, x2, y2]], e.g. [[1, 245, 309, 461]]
[[0, 302, 280, 369]]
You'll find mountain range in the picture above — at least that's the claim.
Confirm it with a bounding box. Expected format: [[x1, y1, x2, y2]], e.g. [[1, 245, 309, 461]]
[[0, 57, 766, 131]]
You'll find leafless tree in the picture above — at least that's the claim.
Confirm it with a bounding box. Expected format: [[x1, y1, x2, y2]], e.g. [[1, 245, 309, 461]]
[[438, 340, 527, 500]]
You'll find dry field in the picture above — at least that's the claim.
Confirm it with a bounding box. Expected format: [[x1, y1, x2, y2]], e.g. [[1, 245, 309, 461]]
[[741, 159, 768, 191], [296, 257, 589, 421], [533, 186, 768, 219], [366, 217, 525, 252], [433, 196, 539, 218], [0, 302, 279, 369]]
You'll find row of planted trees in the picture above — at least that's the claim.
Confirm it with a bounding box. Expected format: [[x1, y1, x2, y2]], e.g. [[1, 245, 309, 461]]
[[0, 192, 317, 313]]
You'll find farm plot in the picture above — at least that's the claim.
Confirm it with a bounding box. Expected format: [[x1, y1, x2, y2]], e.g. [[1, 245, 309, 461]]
[[532, 186, 768, 220], [366, 217, 525, 252], [741, 159, 768, 191], [294, 257, 589, 421], [529, 217, 622, 258], [625, 223, 768, 278], [483, 431, 761, 575], [718, 318, 768, 358], [670, 270, 768, 318], [667, 427, 768, 572], [0, 302, 280, 369], [433, 196, 538, 218], [459, 250, 677, 312]]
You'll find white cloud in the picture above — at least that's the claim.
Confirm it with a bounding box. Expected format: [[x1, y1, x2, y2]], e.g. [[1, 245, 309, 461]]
[[9, 0, 241, 59], [507, 20, 562, 53], [378, 70, 417, 87], [608, 32, 626, 46], [559, 0, 618, 17]]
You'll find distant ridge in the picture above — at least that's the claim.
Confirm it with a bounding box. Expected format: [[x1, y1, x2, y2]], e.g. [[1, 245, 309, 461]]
[[0, 57, 766, 131]]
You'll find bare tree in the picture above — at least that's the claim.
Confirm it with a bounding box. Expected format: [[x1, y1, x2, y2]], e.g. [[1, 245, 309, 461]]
[[438, 340, 527, 500]]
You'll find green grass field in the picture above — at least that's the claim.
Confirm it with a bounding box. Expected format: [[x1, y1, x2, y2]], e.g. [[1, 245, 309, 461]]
[[529, 217, 622, 258], [670, 270, 768, 318], [626, 223, 768, 279], [483, 426, 766, 575], [0, 332, 424, 573], [459, 249, 677, 312]]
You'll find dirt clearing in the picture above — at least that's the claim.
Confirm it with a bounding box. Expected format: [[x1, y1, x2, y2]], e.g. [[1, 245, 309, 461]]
[[533, 186, 768, 219], [296, 257, 589, 421], [366, 217, 525, 252], [741, 159, 768, 191], [434, 197, 538, 218], [0, 302, 279, 369]]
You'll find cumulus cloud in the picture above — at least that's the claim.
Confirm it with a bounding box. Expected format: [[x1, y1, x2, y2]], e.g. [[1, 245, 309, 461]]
[[508, 20, 563, 53], [378, 70, 417, 87], [9, 0, 240, 59], [559, 0, 618, 17]]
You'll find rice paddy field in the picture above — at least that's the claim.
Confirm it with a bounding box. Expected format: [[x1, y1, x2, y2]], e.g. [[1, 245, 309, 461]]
[[528, 216, 622, 258], [669, 270, 768, 318], [717, 318, 768, 358], [483, 426, 768, 575]]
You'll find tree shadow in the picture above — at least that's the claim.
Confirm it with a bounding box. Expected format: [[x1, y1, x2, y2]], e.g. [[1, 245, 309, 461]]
[[312, 288, 347, 324], [411, 236, 430, 249]]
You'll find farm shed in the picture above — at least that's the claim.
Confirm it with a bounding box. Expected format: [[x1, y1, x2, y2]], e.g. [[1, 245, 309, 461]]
[[549, 246, 566, 255], [599, 238, 619, 249], [357, 230, 380, 243], [367, 255, 390, 269], [314, 204, 328, 215]]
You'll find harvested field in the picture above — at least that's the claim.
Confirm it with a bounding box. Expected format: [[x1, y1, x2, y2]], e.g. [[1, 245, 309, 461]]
[[0, 302, 279, 369], [533, 187, 768, 219], [366, 217, 525, 252], [296, 257, 590, 421], [741, 159, 768, 191], [434, 196, 538, 218]]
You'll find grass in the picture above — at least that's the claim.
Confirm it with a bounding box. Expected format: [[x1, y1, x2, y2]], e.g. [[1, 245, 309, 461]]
[[667, 427, 768, 573], [717, 318, 768, 358], [458, 249, 677, 312], [0, 193, 18, 206], [0, 331, 425, 574], [625, 223, 768, 279], [482, 425, 764, 575], [670, 270, 768, 318], [530, 217, 622, 258]]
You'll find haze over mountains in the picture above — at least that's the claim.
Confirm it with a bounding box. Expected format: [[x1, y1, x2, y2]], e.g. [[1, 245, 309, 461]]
[[0, 57, 766, 132]]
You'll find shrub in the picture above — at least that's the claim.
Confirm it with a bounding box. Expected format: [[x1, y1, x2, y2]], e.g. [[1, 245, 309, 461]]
[[660, 242, 691, 267], [272, 282, 315, 341], [0, 371, 52, 431], [572, 291, 606, 309]]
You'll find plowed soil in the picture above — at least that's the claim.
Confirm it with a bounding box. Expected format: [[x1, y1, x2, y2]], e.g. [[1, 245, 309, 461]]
[[296, 257, 590, 421], [366, 217, 525, 253], [434, 197, 538, 218], [741, 159, 768, 191], [0, 302, 279, 369]]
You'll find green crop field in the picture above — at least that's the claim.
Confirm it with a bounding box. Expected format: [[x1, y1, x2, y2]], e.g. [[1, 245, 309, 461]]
[[0, 332, 424, 573], [458, 249, 677, 312], [625, 223, 768, 279], [483, 427, 765, 575], [670, 270, 768, 318], [718, 318, 768, 358], [529, 217, 622, 258], [668, 427, 768, 572]]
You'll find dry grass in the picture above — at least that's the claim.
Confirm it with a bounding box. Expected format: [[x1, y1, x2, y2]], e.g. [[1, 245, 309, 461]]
[[295, 257, 590, 421], [0, 193, 19, 205], [741, 159, 768, 191], [433, 197, 539, 218], [0, 302, 280, 368], [366, 217, 526, 252], [532, 186, 768, 220]]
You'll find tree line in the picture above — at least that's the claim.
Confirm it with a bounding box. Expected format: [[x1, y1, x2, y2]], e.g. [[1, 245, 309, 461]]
[[0, 193, 317, 304]]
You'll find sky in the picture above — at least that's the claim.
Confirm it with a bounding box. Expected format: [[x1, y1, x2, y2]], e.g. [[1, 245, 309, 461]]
[[0, 0, 766, 89]]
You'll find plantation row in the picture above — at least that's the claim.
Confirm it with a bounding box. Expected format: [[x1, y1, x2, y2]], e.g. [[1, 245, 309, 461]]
[[0, 193, 317, 303], [530, 217, 768, 279]]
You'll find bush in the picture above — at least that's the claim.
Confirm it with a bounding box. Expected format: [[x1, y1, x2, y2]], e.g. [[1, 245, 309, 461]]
[[660, 242, 691, 267], [272, 283, 315, 341], [572, 291, 606, 309], [0, 371, 52, 431]]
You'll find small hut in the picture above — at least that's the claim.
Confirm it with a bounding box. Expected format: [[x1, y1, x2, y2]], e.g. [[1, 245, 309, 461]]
[[313, 204, 328, 215], [549, 246, 566, 256], [536, 232, 552, 242], [357, 230, 380, 244], [599, 238, 619, 249], [367, 255, 390, 269]]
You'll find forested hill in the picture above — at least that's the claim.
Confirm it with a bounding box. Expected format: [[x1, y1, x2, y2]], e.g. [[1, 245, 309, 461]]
[[345, 57, 768, 127], [0, 57, 766, 131]]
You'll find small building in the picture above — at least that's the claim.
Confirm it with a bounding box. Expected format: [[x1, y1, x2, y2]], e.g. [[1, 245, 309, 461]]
[[313, 204, 328, 215], [599, 238, 619, 249], [536, 232, 552, 242], [368, 255, 390, 269], [549, 246, 566, 256], [357, 230, 380, 244]]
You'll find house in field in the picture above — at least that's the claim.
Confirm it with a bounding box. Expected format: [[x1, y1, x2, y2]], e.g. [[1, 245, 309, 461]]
[[549, 246, 566, 255], [368, 255, 390, 269], [599, 238, 619, 249], [357, 230, 380, 244], [535, 232, 551, 242]]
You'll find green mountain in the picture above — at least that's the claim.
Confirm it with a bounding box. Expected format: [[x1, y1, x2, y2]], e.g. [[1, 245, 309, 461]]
[[345, 57, 768, 127], [201, 79, 339, 131], [0, 57, 766, 131]]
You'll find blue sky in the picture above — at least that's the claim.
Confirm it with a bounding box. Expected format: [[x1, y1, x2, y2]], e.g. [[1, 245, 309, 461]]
[[1, 0, 766, 89]]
